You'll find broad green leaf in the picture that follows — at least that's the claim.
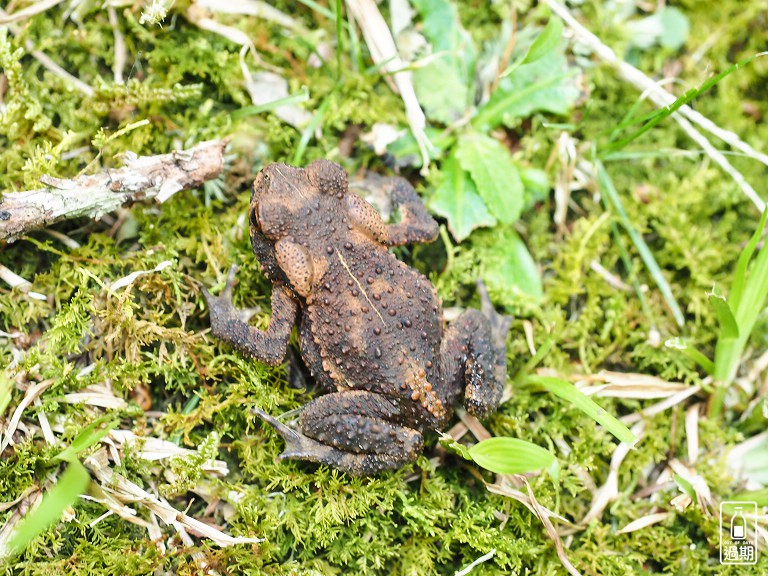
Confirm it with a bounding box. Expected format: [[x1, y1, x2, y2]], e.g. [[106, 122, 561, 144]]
[[658, 7, 691, 50], [528, 375, 637, 445], [455, 133, 523, 224], [628, 7, 690, 51], [474, 49, 580, 130], [468, 437, 555, 475], [429, 155, 496, 241], [708, 292, 739, 341], [5, 461, 90, 557], [411, 0, 473, 54], [521, 167, 550, 209], [500, 17, 564, 78], [474, 227, 542, 298], [413, 58, 471, 124], [53, 415, 119, 463], [411, 0, 475, 124]]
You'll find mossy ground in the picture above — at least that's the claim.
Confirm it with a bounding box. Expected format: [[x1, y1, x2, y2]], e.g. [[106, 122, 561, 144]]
[[1, 1, 767, 574]]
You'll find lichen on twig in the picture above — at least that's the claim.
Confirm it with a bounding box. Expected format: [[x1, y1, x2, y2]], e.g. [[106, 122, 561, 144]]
[[0, 139, 228, 243]]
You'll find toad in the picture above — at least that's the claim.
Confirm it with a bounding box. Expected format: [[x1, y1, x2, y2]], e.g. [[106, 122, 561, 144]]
[[204, 160, 510, 475]]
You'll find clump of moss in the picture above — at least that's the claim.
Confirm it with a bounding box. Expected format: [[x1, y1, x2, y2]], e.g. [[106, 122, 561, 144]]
[[2, 0, 768, 574]]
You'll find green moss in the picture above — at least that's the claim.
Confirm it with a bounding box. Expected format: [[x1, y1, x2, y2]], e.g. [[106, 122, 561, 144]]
[[2, 0, 768, 574]]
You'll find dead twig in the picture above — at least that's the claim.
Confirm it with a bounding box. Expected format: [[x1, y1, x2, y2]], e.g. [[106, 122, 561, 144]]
[[0, 139, 228, 243]]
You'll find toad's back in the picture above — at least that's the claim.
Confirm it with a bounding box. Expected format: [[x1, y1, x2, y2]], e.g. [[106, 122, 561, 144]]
[[304, 236, 447, 425]]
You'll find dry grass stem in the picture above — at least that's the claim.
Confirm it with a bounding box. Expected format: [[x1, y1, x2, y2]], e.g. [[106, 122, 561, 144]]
[[582, 421, 645, 524], [542, 0, 767, 212], [575, 370, 690, 399], [345, 0, 431, 174]]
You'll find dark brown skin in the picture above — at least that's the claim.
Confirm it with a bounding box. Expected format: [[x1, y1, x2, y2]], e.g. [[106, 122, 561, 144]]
[[204, 160, 511, 475]]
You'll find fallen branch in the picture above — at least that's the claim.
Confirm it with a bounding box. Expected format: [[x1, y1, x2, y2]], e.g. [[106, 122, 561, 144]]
[[0, 140, 228, 243]]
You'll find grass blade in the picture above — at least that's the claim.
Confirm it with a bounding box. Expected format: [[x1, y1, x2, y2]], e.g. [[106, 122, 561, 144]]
[[597, 161, 685, 326], [731, 207, 768, 313], [5, 461, 90, 557], [528, 375, 637, 445], [53, 415, 118, 463], [603, 53, 762, 153], [292, 97, 330, 166], [0, 373, 11, 417], [468, 437, 555, 475], [708, 292, 740, 340], [231, 89, 310, 120], [664, 337, 715, 375]]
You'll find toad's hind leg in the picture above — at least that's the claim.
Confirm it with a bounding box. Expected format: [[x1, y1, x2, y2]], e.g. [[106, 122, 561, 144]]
[[255, 391, 423, 476], [441, 282, 512, 419]]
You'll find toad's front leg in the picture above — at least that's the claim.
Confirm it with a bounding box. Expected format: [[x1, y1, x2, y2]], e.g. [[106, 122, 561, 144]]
[[203, 266, 298, 365], [255, 391, 424, 476]]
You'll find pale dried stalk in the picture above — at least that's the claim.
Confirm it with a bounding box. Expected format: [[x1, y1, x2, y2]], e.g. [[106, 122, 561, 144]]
[[194, 0, 301, 30], [0, 140, 228, 243], [0, 7, 95, 97], [345, 0, 431, 174], [107, 6, 127, 83], [542, 0, 767, 212], [0, 0, 65, 24], [1, 380, 55, 452], [582, 421, 645, 525], [85, 448, 261, 547]]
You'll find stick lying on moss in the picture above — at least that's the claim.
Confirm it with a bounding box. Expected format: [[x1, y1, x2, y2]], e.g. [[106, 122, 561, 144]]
[[0, 139, 228, 244]]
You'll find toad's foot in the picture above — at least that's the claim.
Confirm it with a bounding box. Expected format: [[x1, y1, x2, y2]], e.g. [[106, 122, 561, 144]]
[[441, 281, 512, 419], [255, 391, 424, 476]]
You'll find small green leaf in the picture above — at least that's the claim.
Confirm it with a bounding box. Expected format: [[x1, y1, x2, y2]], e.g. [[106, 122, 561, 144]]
[[500, 17, 564, 78], [468, 437, 555, 475], [429, 155, 496, 241], [53, 415, 119, 463], [475, 227, 542, 298], [5, 461, 90, 557], [474, 49, 579, 130], [438, 431, 472, 461], [526, 17, 564, 64], [673, 473, 696, 500], [455, 133, 524, 224], [528, 375, 637, 445], [708, 291, 739, 341]]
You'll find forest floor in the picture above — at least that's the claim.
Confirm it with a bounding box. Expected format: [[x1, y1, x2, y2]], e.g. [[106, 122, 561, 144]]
[[1, 1, 767, 574]]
